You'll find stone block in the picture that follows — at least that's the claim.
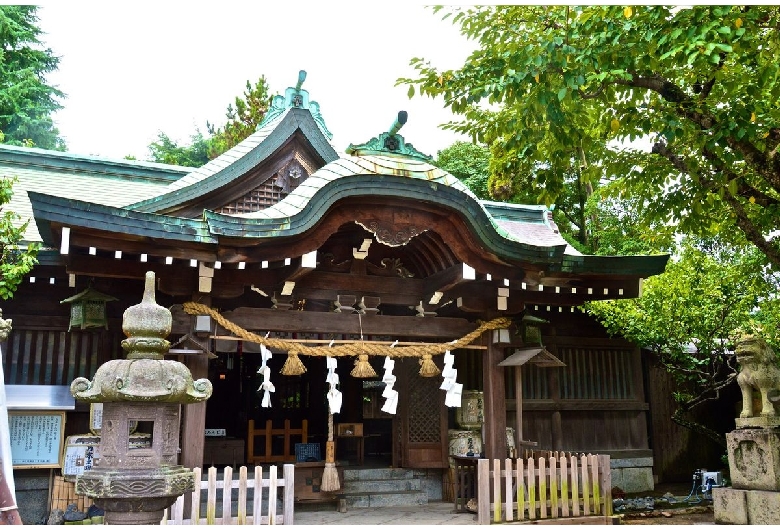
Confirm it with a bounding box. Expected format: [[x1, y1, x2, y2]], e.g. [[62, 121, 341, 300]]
[[746, 489, 780, 525], [727, 428, 780, 491], [620, 467, 654, 493], [610, 468, 624, 491], [610, 457, 654, 469], [713, 487, 748, 525]]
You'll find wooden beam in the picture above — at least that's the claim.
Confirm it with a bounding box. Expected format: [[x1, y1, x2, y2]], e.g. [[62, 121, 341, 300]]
[[171, 305, 479, 339]]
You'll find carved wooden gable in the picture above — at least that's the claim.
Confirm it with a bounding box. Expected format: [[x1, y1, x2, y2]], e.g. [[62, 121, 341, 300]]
[[215, 153, 315, 215]]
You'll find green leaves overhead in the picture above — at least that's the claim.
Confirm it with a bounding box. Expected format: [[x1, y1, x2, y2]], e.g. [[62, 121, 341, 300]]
[[399, 6, 780, 270], [0, 177, 38, 299], [148, 77, 271, 167], [586, 238, 780, 439], [0, 5, 66, 150]]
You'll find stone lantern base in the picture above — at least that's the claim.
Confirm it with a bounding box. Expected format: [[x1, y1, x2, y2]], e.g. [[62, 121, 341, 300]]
[[76, 466, 194, 525]]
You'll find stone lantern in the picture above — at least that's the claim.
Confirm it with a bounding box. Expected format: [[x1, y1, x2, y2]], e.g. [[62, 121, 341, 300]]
[[70, 271, 212, 525]]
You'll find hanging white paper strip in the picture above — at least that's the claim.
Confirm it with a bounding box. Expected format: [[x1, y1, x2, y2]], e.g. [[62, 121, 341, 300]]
[[440, 350, 462, 407], [380, 355, 398, 415], [325, 355, 342, 414]]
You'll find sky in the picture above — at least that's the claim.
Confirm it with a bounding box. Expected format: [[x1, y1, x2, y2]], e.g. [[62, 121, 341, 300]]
[[35, 3, 478, 162]]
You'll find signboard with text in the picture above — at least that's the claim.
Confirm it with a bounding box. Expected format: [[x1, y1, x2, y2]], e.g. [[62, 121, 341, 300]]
[[9, 411, 66, 468]]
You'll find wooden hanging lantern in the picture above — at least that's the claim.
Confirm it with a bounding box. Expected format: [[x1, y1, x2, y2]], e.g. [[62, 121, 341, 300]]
[[60, 287, 118, 331]]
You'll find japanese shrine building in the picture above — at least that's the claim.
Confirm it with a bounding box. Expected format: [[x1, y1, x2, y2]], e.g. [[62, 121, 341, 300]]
[[2, 72, 671, 517]]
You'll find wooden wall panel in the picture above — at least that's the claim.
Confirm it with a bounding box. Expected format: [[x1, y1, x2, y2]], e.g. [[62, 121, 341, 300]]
[[2, 326, 122, 385]]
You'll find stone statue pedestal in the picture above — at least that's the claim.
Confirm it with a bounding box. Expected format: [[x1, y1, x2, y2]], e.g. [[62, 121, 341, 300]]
[[714, 428, 780, 523], [725, 428, 780, 491]]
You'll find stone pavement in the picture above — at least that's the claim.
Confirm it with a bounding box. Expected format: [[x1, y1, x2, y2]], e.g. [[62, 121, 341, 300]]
[[292, 501, 478, 525]]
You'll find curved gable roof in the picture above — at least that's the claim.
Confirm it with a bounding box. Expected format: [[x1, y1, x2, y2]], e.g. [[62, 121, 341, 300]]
[[127, 107, 339, 214]]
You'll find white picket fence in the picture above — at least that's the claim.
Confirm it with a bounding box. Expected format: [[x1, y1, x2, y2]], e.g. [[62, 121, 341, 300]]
[[476, 454, 613, 525], [161, 464, 295, 525]]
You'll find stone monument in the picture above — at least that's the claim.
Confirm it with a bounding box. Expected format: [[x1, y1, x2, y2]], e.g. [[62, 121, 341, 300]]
[[713, 334, 780, 524], [70, 271, 212, 524]]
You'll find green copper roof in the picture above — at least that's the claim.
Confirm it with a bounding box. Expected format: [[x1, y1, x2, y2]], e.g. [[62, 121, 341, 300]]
[[127, 107, 339, 214], [1, 144, 186, 243]]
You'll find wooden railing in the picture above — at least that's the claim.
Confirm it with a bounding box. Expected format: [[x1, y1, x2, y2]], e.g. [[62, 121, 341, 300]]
[[161, 464, 295, 525], [476, 454, 613, 525], [247, 419, 308, 464]]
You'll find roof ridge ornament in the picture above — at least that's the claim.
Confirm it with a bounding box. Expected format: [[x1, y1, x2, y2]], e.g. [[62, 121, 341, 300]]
[[345, 111, 432, 162], [256, 69, 333, 139]]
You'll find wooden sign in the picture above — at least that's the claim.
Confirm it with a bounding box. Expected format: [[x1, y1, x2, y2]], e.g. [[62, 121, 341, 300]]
[[8, 411, 66, 468]]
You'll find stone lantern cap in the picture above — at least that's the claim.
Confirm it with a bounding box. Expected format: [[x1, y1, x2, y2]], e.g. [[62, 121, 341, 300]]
[[70, 271, 212, 404]]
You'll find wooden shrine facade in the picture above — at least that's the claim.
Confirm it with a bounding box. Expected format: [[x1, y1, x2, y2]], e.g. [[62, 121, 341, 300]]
[[1, 73, 669, 483]]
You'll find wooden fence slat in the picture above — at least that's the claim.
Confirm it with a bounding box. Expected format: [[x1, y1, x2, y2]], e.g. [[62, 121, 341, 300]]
[[570, 455, 580, 516], [222, 466, 233, 525], [590, 454, 600, 515], [527, 457, 536, 520], [268, 464, 278, 525], [599, 455, 613, 517], [516, 458, 525, 521], [504, 458, 513, 522], [493, 459, 501, 522], [581, 454, 590, 515], [253, 466, 262, 525], [477, 459, 490, 525], [191, 467, 202, 525], [171, 491, 184, 524], [549, 453, 558, 518], [283, 463, 295, 525], [206, 467, 217, 525], [560, 456, 569, 517], [538, 457, 547, 519], [238, 466, 248, 525]]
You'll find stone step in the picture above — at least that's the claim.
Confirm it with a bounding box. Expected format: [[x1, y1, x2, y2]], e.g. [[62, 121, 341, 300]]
[[343, 490, 428, 508], [342, 477, 421, 494], [343, 467, 415, 481]]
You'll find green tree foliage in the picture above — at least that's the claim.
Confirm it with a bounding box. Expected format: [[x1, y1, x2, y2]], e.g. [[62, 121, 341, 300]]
[[399, 5, 780, 269], [585, 238, 780, 444], [0, 5, 65, 150], [0, 177, 38, 299], [434, 141, 491, 199], [206, 77, 271, 159], [148, 77, 270, 167], [148, 130, 210, 167]]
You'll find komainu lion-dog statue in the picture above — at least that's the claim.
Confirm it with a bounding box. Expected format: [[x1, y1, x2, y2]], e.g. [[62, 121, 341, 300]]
[[735, 334, 780, 418]]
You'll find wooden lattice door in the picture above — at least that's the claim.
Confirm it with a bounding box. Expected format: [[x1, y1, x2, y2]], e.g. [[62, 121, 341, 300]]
[[395, 357, 448, 468]]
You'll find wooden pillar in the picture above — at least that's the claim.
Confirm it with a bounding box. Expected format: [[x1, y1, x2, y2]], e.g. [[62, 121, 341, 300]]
[[181, 353, 209, 469], [548, 343, 563, 450], [180, 293, 210, 471], [482, 337, 507, 460]]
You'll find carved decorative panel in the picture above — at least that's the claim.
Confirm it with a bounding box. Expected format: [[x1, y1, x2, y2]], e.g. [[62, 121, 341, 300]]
[[355, 220, 427, 247]]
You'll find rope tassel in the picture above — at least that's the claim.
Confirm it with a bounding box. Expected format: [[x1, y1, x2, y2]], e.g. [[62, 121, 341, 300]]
[[350, 353, 376, 378], [281, 350, 307, 376], [418, 353, 440, 377]]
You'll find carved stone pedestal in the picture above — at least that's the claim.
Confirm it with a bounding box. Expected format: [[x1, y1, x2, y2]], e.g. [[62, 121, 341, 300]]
[[715, 427, 780, 523], [77, 467, 195, 525], [726, 427, 780, 491]]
